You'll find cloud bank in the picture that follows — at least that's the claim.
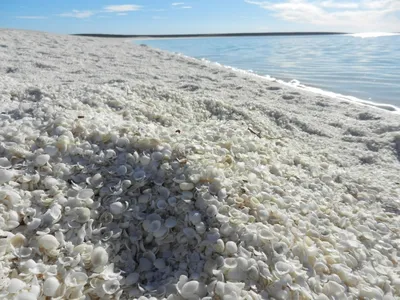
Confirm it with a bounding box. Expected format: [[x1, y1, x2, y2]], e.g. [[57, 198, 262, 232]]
[[245, 0, 400, 31]]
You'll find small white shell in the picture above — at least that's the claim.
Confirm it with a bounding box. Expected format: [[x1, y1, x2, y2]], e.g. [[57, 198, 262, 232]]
[[181, 281, 199, 297], [225, 241, 238, 255], [0, 169, 13, 184], [15, 292, 37, 300], [77, 189, 94, 200], [180, 182, 195, 191], [10, 233, 26, 248], [65, 271, 88, 287], [73, 207, 91, 223], [43, 277, 60, 296], [38, 234, 60, 251], [189, 211, 202, 225], [110, 202, 126, 215], [103, 279, 120, 294], [8, 278, 26, 293], [0, 157, 11, 168], [275, 261, 293, 276], [91, 247, 109, 268], [35, 154, 50, 166], [27, 218, 41, 230]]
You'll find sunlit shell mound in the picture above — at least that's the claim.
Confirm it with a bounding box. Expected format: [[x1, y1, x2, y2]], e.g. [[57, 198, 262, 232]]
[[1, 29, 400, 300]]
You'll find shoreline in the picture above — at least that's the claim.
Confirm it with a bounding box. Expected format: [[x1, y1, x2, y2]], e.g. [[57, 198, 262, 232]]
[[1, 29, 400, 299], [197, 57, 400, 113]]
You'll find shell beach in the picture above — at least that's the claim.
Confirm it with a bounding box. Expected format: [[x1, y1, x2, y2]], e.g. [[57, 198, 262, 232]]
[[1, 29, 400, 299]]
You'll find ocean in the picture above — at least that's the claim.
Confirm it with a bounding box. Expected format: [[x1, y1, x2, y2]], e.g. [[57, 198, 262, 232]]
[[136, 33, 400, 108]]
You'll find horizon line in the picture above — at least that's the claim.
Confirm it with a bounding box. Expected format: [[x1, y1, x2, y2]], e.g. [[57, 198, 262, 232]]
[[73, 31, 350, 38]]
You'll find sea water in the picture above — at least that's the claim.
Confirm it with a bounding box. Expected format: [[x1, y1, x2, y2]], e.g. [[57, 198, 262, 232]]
[[137, 34, 400, 107]]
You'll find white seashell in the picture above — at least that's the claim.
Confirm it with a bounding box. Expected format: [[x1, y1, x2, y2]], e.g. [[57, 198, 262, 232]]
[[14, 292, 37, 300], [89, 173, 103, 187], [103, 279, 120, 294], [65, 271, 88, 287], [224, 258, 238, 269], [206, 205, 218, 217], [73, 207, 91, 223], [140, 155, 151, 165], [91, 247, 109, 268], [44, 145, 58, 156], [0, 157, 11, 168], [10, 233, 26, 248], [105, 149, 117, 159], [151, 151, 163, 161], [275, 261, 293, 276], [35, 154, 50, 166], [180, 182, 195, 191], [181, 281, 199, 297], [322, 281, 345, 297], [195, 222, 206, 234], [225, 241, 238, 255], [15, 247, 33, 258], [116, 165, 128, 176], [189, 211, 202, 225], [215, 239, 225, 253], [38, 234, 60, 251], [76, 189, 94, 200], [43, 277, 60, 297], [237, 257, 249, 271], [359, 285, 384, 299], [181, 191, 194, 200], [8, 278, 26, 293], [0, 169, 13, 184], [110, 202, 126, 215]]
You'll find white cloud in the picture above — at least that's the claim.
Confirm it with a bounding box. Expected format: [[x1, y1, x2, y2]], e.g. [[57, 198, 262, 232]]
[[117, 13, 128, 16], [245, 0, 400, 31], [320, 1, 359, 9], [181, 6, 192, 9], [172, 2, 185, 5], [16, 16, 47, 19], [58, 10, 95, 18], [103, 5, 141, 12]]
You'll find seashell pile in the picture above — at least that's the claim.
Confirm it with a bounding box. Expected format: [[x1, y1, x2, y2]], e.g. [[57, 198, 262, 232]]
[[1, 29, 400, 300]]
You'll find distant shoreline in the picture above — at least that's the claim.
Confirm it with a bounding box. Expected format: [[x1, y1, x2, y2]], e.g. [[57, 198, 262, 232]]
[[73, 32, 346, 38]]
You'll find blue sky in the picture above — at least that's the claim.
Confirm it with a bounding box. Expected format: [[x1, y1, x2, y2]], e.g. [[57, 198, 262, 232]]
[[1, 0, 399, 34]]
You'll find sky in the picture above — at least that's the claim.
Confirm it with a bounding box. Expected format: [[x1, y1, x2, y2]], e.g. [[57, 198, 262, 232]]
[[1, 0, 399, 34]]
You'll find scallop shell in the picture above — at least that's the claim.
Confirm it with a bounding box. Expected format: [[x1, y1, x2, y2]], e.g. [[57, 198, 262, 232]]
[[8, 278, 26, 294], [0, 169, 13, 184], [43, 277, 60, 297], [38, 234, 60, 251]]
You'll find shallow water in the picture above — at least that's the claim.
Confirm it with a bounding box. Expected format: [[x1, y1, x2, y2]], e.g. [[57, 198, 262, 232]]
[[136, 34, 400, 107]]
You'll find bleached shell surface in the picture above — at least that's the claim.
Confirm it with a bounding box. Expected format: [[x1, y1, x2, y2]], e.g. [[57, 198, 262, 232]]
[[0, 29, 400, 300]]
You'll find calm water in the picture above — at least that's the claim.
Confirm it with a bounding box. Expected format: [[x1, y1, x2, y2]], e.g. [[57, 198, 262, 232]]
[[137, 35, 400, 107]]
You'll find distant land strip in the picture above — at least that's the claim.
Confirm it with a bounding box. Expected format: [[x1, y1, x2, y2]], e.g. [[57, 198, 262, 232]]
[[73, 32, 347, 38]]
